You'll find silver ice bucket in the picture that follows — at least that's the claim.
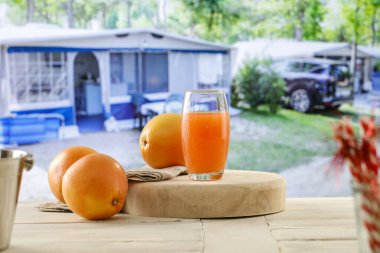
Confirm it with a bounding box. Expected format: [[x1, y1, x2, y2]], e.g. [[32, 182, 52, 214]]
[[0, 150, 33, 251]]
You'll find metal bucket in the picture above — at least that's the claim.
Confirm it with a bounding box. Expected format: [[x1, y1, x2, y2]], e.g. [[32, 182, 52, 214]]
[[0, 150, 33, 251]]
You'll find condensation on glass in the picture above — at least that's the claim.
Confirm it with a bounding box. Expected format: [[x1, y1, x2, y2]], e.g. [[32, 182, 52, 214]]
[[8, 52, 69, 104]]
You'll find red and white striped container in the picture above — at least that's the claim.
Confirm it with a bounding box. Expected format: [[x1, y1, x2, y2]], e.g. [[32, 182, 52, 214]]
[[353, 181, 380, 253]]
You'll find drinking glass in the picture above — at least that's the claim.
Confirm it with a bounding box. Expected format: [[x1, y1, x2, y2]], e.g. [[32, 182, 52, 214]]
[[182, 90, 230, 181]]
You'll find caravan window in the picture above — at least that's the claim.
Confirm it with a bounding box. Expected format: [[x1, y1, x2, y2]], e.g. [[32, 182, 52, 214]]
[[142, 53, 169, 93], [8, 52, 68, 105], [197, 53, 226, 89], [110, 53, 138, 97]]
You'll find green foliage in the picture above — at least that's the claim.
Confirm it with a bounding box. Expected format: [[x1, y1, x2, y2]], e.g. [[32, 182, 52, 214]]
[[232, 59, 286, 114], [302, 0, 326, 40], [374, 60, 380, 72], [339, 0, 380, 44], [2, 0, 380, 46], [280, 0, 326, 40], [180, 0, 245, 42]]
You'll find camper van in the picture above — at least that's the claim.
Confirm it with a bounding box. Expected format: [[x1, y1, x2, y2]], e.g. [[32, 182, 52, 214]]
[[0, 27, 233, 145]]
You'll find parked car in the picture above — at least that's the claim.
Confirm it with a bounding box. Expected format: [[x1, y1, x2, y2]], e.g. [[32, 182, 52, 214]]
[[273, 58, 354, 113]]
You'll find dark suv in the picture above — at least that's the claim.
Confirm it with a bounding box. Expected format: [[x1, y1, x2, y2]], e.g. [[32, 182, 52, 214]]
[[273, 58, 354, 112]]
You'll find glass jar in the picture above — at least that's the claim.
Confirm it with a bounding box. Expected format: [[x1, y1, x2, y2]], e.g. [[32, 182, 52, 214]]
[[352, 181, 376, 253]]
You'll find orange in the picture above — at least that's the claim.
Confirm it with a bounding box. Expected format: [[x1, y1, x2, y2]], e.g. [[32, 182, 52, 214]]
[[48, 146, 97, 203], [62, 153, 128, 220], [139, 113, 185, 169]]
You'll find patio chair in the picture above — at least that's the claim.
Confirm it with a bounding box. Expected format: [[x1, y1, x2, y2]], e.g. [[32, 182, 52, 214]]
[[130, 93, 157, 130], [163, 93, 184, 113]]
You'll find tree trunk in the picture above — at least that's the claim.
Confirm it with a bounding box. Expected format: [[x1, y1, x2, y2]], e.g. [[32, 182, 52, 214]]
[[126, 0, 132, 27], [295, 25, 302, 41], [295, 10, 304, 41], [26, 0, 35, 23], [66, 0, 75, 28], [162, 0, 167, 30], [350, 41, 358, 92], [351, 4, 360, 92], [102, 5, 107, 28], [156, 0, 161, 29], [371, 7, 378, 46]]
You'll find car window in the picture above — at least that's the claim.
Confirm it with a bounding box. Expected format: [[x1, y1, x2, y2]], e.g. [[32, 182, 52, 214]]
[[286, 62, 302, 72], [304, 63, 328, 74], [303, 63, 319, 72], [310, 67, 328, 74], [331, 65, 350, 81], [272, 61, 287, 73]]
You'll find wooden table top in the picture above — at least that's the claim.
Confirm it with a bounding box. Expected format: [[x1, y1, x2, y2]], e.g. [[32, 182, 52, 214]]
[[4, 198, 357, 253]]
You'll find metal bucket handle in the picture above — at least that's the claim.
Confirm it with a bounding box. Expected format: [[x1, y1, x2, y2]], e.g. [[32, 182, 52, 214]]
[[24, 153, 33, 171]]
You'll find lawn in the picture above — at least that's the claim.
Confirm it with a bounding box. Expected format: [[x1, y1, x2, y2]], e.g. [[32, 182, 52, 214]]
[[227, 108, 340, 173]]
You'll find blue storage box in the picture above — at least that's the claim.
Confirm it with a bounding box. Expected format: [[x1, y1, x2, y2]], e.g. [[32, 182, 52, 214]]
[[0, 116, 61, 145]]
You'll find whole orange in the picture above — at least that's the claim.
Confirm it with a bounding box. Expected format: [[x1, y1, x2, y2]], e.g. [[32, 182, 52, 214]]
[[62, 153, 128, 220], [139, 113, 185, 169], [48, 146, 97, 203]]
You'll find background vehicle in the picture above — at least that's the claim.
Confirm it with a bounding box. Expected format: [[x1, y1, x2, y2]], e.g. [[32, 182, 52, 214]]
[[273, 58, 354, 113]]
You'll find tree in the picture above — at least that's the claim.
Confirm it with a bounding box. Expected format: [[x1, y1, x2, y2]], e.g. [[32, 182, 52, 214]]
[[126, 0, 132, 27], [64, 0, 74, 28], [26, 0, 34, 22], [338, 0, 380, 45], [364, 0, 380, 45], [181, 0, 244, 42], [282, 0, 326, 41], [302, 0, 326, 40], [156, 0, 168, 30], [232, 59, 285, 113], [242, 0, 325, 41]]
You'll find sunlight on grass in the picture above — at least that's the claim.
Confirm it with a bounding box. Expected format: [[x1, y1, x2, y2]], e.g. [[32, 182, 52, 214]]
[[227, 108, 340, 172], [228, 105, 377, 172]]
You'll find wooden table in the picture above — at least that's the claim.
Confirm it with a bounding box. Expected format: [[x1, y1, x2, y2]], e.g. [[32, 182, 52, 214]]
[[5, 198, 358, 253]]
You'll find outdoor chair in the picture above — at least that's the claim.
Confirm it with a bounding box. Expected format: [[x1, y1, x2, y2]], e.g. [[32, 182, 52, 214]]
[[130, 93, 157, 130], [163, 93, 184, 113]]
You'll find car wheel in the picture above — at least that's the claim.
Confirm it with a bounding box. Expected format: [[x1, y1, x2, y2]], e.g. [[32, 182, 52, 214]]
[[290, 89, 312, 113]]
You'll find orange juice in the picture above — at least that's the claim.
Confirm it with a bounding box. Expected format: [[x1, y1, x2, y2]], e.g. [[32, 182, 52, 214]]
[[182, 111, 230, 174]]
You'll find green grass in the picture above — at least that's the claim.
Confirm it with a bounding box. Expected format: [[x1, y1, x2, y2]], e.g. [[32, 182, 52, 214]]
[[321, 104, 379, 123], [227, 108, 341, 172]]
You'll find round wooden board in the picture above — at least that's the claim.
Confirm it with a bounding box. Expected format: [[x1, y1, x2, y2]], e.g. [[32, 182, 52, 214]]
[[123, 170, 286, 218]]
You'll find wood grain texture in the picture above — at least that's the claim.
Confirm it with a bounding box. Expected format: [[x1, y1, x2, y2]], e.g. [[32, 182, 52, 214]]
[[123, 170, 286, 218], [202, 217, 279, 253], [4, 198, 358, 253], [14, 203, 191, 224], [279, 240, 358, 253], [265, 198, 357, 253]]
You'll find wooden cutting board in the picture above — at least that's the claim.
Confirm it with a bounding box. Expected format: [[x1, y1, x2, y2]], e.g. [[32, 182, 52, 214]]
[[123, 170, 286, 218]]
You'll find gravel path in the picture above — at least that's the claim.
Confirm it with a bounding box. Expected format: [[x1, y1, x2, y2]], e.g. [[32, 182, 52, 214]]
[[21, 129, 144, 171], [19, 129, 145, 202], [280, 156, 351, 197]]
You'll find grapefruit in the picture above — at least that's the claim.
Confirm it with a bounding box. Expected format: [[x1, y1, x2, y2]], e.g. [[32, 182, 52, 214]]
[[62, 153, 128, 220], [48, 146, 97, 203], [139, 113, 185, 169]]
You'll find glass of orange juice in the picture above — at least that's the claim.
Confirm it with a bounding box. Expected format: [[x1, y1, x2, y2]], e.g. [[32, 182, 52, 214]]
[[182, 90, 230, 181]]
